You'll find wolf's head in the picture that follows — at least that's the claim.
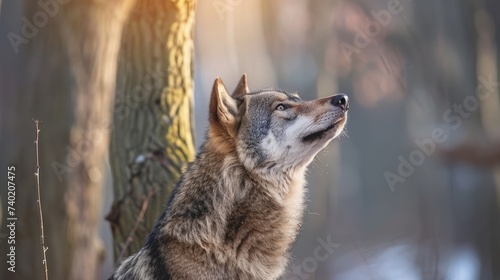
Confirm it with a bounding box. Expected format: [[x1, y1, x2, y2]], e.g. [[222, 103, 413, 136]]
[[207, 74, 348, 174]]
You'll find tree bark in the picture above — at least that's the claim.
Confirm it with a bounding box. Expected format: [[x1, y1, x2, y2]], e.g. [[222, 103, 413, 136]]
[[0, 1, 134, 279], [107, 0, 196, 261]]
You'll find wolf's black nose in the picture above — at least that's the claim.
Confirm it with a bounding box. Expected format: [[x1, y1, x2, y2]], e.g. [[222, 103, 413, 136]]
[[331, 94, 349, 111]]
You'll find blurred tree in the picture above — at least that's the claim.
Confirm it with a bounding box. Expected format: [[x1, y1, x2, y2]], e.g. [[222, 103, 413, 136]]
[[106, 0, 196, 261], [409, 0, 500, 278], [0, 1, 135, 280]]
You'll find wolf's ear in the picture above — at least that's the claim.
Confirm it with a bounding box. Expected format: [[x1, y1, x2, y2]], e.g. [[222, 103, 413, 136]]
[[209, 78, 239, 136], [232, 73, 249, 98]]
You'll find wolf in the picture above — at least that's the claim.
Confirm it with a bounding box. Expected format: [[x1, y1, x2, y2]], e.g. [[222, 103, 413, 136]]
[[109, 74, 349, 280]]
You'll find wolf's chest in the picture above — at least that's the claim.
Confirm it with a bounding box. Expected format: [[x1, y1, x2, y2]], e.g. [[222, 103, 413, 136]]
[[220, 180, 304, 259], [213, 181, 304, 279]]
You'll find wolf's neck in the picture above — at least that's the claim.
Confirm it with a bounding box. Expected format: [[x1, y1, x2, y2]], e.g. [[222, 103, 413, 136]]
[[199, 145, 308, 237], [201, 143, 307, 201]]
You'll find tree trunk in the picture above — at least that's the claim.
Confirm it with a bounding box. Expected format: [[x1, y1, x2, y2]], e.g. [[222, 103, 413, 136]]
[[0, 1, 134, 279], [107, 0, 196, 261]]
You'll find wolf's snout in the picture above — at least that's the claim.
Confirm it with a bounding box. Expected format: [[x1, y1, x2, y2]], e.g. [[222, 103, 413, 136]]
[[331, 94, 349, 111]]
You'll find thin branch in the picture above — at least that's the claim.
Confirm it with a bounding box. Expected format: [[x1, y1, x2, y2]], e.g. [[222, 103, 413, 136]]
[[116, 188, 158, 262], [34, 119, 49, 280]]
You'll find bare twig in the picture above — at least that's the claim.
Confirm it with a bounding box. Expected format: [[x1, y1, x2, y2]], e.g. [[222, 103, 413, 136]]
[[116, 188, 158, 262], [34, 119, 49, 280]]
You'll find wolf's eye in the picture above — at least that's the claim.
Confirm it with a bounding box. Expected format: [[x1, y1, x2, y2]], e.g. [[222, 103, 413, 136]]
[[276, 104, 286, 111]]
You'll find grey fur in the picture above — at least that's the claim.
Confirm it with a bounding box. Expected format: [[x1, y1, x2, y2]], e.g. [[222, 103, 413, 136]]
[[109, 76, 348, 280]]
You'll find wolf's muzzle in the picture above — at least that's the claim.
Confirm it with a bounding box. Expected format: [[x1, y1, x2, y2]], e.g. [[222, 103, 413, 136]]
[[331, 94, 349, 111]]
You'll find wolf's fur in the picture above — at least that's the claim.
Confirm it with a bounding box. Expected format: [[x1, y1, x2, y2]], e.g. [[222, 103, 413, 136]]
[[109, 74, 348, 280]]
